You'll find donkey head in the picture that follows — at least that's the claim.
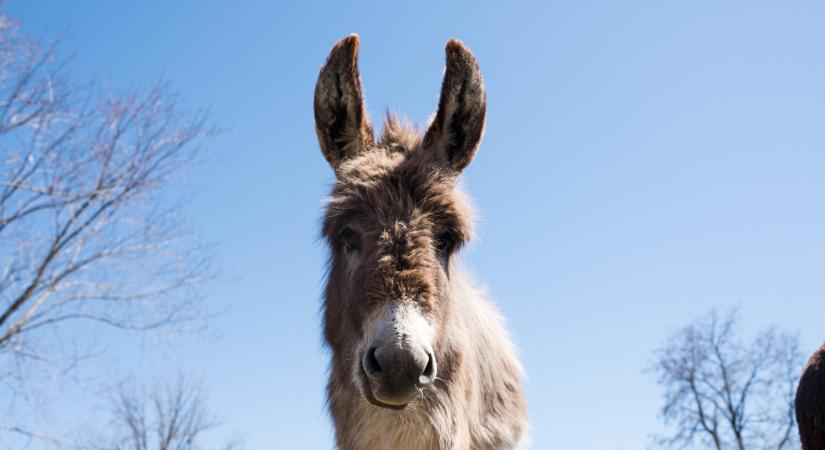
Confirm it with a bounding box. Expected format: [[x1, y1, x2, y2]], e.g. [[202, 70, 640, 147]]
[[315, 35, 486, 409]]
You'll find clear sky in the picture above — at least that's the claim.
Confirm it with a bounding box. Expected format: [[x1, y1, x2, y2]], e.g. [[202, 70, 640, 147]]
[[7, 1, 825, 449]]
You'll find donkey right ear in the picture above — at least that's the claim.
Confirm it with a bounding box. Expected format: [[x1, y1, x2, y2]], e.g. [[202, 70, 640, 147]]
[[314, 34, 375, 171], [423, 39, 486, 173]]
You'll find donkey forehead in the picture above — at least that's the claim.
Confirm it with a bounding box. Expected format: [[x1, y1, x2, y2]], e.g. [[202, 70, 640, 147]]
[[325, 147, 474, 236]]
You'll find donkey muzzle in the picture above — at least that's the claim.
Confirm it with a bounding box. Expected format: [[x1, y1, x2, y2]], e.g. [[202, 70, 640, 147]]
[[362, 342, 436, 408]]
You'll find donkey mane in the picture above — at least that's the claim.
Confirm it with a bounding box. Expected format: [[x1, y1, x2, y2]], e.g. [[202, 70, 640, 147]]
[[379, 114, 424, 151], [314, 35, 528, 450]]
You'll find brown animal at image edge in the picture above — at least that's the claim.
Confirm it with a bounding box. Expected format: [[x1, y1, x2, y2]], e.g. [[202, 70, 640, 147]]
[[798, 344, 825, 450], [314, 34, 529, 449]]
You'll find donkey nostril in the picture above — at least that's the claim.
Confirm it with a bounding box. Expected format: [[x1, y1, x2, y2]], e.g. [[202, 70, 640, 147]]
[[419, 353, 436, 384], [363, 347, 382, 375]]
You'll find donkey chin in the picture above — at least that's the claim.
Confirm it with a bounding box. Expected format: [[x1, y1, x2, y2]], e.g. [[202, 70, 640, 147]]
[[354, 302, 438, 410]]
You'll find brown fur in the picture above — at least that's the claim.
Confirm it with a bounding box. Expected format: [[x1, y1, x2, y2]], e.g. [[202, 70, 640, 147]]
[[798, 344, 825, 450], [314, 35, 528, 449]]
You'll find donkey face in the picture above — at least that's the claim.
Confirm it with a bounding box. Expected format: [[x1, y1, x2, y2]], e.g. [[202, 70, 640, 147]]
[[315, 35, 486, 409]]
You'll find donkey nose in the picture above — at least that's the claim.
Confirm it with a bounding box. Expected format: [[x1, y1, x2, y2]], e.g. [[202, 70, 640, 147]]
[[364, 345, 436, 388]]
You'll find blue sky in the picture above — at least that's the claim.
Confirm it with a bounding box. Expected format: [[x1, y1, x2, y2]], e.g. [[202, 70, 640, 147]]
[[7, 1, 825, 449]]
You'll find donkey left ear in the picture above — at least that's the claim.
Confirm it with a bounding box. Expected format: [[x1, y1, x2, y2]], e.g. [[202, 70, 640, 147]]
[[314, 34, 375, 171], [423, 39, 486, 173]]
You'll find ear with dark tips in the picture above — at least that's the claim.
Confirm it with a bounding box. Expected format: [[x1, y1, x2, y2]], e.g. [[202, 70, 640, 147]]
[[423, 39, 486, 173], [314, 34, 375, 171]]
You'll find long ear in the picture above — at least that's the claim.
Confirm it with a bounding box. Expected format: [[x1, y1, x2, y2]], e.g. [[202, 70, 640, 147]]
[[423, 39, 486, 173], [314, 34, 375, 170]]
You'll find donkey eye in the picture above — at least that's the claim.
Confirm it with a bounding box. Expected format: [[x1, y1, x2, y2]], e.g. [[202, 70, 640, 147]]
[[436, 233, 455, 255], [340, 229, 361, 253]]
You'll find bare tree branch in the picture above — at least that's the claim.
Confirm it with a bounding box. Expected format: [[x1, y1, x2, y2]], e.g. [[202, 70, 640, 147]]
[[0, 6, 217, 446]]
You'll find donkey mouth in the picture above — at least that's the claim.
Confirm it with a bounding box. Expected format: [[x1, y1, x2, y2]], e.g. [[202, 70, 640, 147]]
[[357, 357, 415, 410]]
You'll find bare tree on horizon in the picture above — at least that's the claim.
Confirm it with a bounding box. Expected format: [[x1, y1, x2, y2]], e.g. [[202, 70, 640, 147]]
[[76, 377, 242, 450], [649, 306, 804, 450]]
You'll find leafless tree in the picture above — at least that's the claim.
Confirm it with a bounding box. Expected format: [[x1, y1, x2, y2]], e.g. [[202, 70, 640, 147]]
[[0, 4, 213, 435], [77, 377, 242, 450], [649, 307, 804, 450]]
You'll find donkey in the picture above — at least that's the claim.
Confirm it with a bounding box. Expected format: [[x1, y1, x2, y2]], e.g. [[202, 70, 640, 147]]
[[313, 35, 528, 450], [797, 344, 825, 450]]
